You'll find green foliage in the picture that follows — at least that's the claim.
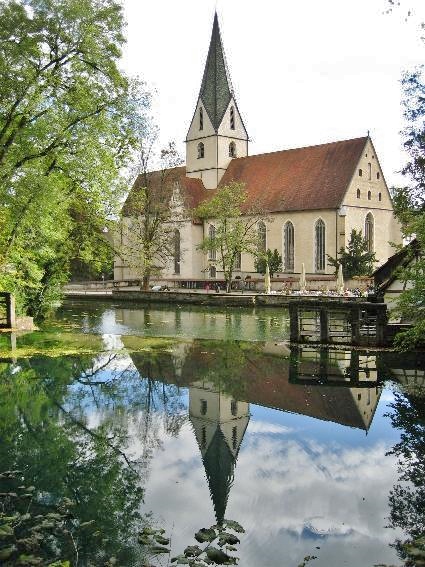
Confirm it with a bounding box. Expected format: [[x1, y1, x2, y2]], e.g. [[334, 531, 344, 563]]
[[392, 66, 425, 348], [327, 229, 376, 278], [0, 0, 149, 317], [194, 182, 266, 292], [255, 248, 282, 277]]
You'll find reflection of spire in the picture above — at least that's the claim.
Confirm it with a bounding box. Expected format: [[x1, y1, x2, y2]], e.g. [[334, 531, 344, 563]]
[[189, 383, 249, 525]]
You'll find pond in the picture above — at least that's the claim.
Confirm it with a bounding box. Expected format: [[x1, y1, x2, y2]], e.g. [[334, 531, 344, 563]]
[[0, 299, 424, 567]]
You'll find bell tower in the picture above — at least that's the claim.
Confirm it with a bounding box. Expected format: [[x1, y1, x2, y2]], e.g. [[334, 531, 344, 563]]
[[185, 13, 249, 190]]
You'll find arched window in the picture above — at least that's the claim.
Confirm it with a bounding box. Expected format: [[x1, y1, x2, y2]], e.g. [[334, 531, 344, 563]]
[[283, 221, 295, 272], [209, 265, 216, 278], [257, 221, 267, 255], [230, 106, 235, 130], [315, 219, 326, 272], [208, 225, 216, 261], [197, 142, 204, 159], [229, 141, 236, 157], [199, 107, 203, 130], [365, 213, 374, 252], [357, 188, 361, 199], [173, 229, 180, 274], [234, 251, 241, 270]]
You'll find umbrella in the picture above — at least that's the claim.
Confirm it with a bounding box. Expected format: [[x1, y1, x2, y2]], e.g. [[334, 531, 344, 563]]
[[299, 263, 307, 293], [337, 263, 344, 294], [264, 262, 271, 294]]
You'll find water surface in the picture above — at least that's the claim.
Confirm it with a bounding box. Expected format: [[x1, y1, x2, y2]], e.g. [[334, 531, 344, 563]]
[[0, 299, 424, 566]]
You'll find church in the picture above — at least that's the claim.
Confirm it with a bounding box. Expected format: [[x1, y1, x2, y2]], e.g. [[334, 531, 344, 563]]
[[114, 14, 402, 286]]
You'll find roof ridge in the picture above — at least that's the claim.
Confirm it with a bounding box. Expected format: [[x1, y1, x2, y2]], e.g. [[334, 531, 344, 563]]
[[231, 136, 368, 162]]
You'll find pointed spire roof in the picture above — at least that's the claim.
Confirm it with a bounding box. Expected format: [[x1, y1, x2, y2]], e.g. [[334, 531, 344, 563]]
[[199, 13, 233, 131]]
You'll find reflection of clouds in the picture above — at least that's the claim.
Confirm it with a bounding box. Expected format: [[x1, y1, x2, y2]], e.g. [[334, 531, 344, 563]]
[[247, 422, 293, 434], [142, 420, 403, 567]]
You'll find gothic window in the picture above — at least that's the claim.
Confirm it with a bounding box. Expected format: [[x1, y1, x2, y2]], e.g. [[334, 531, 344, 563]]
[[314, 219, 326, 272], [229, 141, 236, 157], [283, 221, 295, 272], [199, 107, 203, 130], [197, 142, 204, 159], [234, 251, 241, 270], [209, 265, 216, 278], [368, 162, 372, 180], [201, 400, 207, 415], [357, 188, 361, 199], [208, 225, 216, 261], [258, 221, 267, 255], [230, 106, 235, 130], [365, 213, 374, 252], [174, 229, 180, 274], [231, 400, 238, 416]]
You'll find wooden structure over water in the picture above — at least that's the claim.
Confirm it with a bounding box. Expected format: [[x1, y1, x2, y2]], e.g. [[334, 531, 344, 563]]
[[288, 300, 387, 347], [0, 292, 15, 329]]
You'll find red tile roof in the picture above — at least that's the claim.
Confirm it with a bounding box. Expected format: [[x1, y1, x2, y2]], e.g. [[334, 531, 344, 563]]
[[123, 166, 211, 217], [220, 137, 368, 212]]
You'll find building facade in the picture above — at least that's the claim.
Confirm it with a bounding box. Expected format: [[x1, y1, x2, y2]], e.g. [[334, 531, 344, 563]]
[[114, 14, 402, 285]]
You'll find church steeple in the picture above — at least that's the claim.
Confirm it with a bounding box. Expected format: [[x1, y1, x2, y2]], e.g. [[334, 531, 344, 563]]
[[199, 13, 233, 132], [185, 13, 248, 190]]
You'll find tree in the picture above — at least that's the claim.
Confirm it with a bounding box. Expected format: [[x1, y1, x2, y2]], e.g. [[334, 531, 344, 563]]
[[389, 65, 425, 348], [117, 140, 184, 291], [327, 229, 377, 279], [255, 248, 282, 277], [193, 182, 267, 293], [0, 0, 149, 316]]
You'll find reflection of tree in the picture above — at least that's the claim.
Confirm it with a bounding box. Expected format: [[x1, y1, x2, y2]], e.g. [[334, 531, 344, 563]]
[[0, 352, 187, 565], [386, 388, 425, 565]]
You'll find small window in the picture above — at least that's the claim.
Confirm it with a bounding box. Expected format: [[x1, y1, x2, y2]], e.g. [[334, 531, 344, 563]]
[[315, 219, 326, 272], [376, 172, 380, 180], [201, 400, 207, 415], [230, 106, 235, 130], [368, 163, 372, 180], [229, 141, 236, 157], [378, 192, 382, 201], [368, 190, 371, 200], [359, 169, 363, 177], [199, 107, 203, 131], [197, 142, 204, 159], [356, 188, 361, 199], [231, 400, 238, 416]]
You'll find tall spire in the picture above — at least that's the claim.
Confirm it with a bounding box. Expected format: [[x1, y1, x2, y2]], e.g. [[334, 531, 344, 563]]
[[199, 13, 233, 131]]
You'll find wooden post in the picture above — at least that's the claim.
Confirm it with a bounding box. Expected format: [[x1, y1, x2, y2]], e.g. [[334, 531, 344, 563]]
[[6, 293, 15, 329], [376, 305, 387, 347], [320, 308, 329, 344], [289, 303, 299, 343]]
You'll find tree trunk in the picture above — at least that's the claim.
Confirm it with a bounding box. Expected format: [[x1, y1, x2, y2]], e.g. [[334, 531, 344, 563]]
[[142, 275, 150, 291]]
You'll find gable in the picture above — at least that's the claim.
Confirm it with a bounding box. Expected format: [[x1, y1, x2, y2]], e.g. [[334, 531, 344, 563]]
[[219, 137, 367, 212]]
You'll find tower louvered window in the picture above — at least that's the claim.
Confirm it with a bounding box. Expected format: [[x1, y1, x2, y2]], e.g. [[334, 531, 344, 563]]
[[283, 221, 295, 272], [199, 107, 203, 130], [315, 219, 326, 272], [230, 106, 235, 130]]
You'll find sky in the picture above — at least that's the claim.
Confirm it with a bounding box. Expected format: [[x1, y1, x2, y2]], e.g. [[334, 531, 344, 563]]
[[121, 0, 424, 187]]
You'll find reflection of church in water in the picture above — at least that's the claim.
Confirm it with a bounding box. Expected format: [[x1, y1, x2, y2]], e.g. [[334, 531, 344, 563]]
[[128, 342, 425, 524], [189, 381, 250, 524]]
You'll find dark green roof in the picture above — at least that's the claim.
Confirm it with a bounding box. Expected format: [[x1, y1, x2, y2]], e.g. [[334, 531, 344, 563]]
[[199, 13, 233, 131], [202, 426, 235, 526]]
